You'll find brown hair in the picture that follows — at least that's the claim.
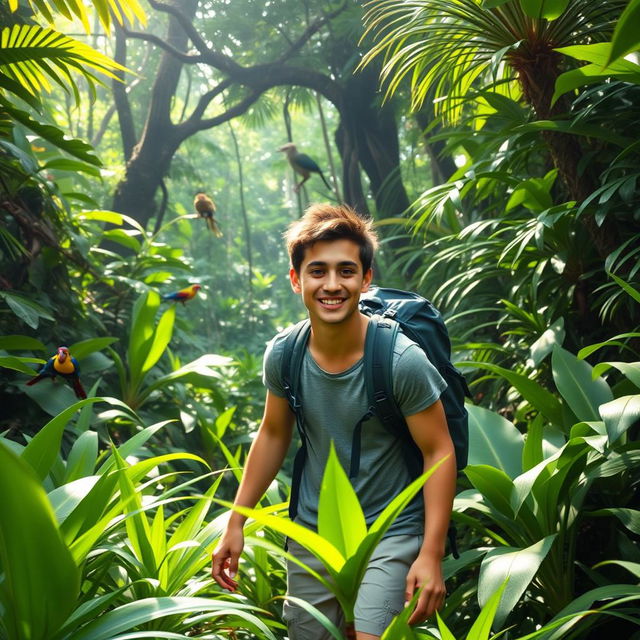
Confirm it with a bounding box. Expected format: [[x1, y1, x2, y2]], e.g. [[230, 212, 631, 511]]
[[285, 204, 378, 273]]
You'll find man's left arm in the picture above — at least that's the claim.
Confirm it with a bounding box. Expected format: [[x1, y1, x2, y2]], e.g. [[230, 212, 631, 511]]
[[405, 399, 457, 624]]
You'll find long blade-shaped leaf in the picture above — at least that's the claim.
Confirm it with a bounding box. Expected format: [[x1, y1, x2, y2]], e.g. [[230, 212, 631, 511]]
[[0, 443, 80, 640], [318, 442, 367, 558]]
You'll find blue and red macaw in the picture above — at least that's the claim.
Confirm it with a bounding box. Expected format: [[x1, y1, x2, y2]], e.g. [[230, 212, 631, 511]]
[[26, 346, 86, 399], [162, 283, 201, 305], [279, 142, 332, 193], [194, 192, 223, 237]]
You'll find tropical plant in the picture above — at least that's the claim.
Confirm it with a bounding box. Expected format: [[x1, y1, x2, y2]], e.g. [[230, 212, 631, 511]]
[[0, 397, 281, 640]]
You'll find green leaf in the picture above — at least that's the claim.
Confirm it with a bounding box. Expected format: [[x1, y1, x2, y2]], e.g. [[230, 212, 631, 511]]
[[529, 319, 565, 366], [467, 405, 524, 479], [608, 0, 640, 65], [63, 430, 98, 483], [551, 346, 614, 422], [102, 229, 142, 253], [217, 500, 346, 575], [0, 335, 46, 351], [578, 333, 640, 359], [0, 355, 45, 374], [76, 210, 124, 225], [65, 597, 275, 640], [520, 0, 570, 19], [127, 290, 160, 388], [0, 291, 54, 329], [599, 395, 640, 443], [591, 362, 640, 388], [592, 560, 640, 580], [42, 157, 100, 176], [0, 97, 101, 165], [478, 536, 556, 629], [318, 443, 367, 559], [141, 305, 175, 373], [465, 465, 515, 518], [459, 362, 563, 425], [68, 337, 118, 361], [0, 443, 80, 640], [609, 272, 640, 303], [48, 475, 101, 524], [467, 580, 509, 639], [21, 398, 112, 480]]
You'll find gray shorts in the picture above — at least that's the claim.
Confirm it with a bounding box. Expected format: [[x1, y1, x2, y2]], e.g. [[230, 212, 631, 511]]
[[283, 534, 423, 638]]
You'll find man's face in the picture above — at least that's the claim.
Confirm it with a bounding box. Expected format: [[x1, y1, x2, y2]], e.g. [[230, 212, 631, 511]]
[[290, 239, 372, 326]]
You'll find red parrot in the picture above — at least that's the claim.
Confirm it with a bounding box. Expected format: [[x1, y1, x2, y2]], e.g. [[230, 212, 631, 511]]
[[26, 346, 86, 399], [162, 283, 201, 305], [194, 192, 223, 237]]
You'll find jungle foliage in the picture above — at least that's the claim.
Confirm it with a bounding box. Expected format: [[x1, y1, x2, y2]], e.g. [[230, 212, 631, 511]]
[[1, 0, 639, 638]]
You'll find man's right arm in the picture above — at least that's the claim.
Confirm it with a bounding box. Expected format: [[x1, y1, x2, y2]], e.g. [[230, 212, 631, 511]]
[[211, 390, 294, 591]]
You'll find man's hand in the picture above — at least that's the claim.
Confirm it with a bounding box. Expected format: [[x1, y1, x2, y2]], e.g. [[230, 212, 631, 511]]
[[212, 527, 244, 592], [404, 551, 446, 624]]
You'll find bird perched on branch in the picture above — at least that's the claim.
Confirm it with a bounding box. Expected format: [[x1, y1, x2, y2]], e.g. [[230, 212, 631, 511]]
[[279, 143, 332, 193], [26, 346, 86, 399], [194, 192, 223, 237], [162, 283, 201, 305]]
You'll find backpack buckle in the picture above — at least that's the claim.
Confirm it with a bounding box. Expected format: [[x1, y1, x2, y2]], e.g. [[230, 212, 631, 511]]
[[382, 308, 396, 319], [373, 390, 387, 404]]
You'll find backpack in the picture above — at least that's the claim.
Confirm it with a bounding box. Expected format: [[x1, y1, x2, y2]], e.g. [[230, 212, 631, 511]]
[[280, 286, 470, 553]]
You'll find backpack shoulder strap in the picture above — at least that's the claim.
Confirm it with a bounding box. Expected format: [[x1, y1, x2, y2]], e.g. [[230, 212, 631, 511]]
[[364, 314, 403, 429], [280, 319, 311, 418]]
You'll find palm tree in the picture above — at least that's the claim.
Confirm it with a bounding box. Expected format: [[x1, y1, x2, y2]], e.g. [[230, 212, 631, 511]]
[[360, 0, 626, 257]]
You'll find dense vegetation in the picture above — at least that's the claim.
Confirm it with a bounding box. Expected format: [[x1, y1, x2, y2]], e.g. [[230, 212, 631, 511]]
[[1, 0, 639, 638]]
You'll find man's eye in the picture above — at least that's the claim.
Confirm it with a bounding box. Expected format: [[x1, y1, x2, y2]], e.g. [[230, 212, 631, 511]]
[[341, 269, 356, 276], [310, 269, 324, 276]]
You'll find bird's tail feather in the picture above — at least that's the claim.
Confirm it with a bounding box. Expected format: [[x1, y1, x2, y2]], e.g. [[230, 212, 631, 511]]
[[26, 375, 42, 386], [319, 171, 332, 191], [72, 377, 87, 399]]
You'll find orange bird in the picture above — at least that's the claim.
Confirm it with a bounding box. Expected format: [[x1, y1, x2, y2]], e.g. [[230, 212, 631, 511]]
[[162, 284, 201, 305], [194, 192, 222, 237]]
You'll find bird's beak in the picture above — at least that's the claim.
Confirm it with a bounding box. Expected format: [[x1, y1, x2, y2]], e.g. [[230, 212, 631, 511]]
[[278, 145, 288, 152], [57, 349, 67, 362]]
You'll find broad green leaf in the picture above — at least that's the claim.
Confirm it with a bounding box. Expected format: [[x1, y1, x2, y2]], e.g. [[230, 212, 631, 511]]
[[380, 588, 423, 639], [0, 335, 46, 350], [591, 362, 640, 388], [0, 290, 54, 329], [48, 475, 101, 524], [608, 0, 640, 65], [459, 362, 563, 425], [141, 305, 175, 373], [467, 405, 524, 479], [578, 333, 640, 359], [318, 443, 367, 558], [112, 447, 156, 572], [217, 500, 346, 574], [128, 291, 161, 387], [592, 560, 640, 580], [529, 318, 565, 366], [21, 398, 110, 480], [599, 395, 640, 443], [589, 508, 640, 535], [551, 347, 613, 422], [537, 585, 640, 640], [520, 0, 570, 19], [66, 597, 274, 640], [0, 443, 80, 640], [102, 229, 142, 253], [436, 611, 457, 640], [465, 465, 515, 518], [68, 337, 118, 361], [76, 210, 124, 225], [63, 430, 98, 483], [522, 414, 544, 471], [0, 355, 45, 374], [478, 536, 556, 629]]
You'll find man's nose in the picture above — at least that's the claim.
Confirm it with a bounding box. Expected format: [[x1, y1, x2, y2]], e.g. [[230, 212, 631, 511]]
[[324, 271, 340, 290]]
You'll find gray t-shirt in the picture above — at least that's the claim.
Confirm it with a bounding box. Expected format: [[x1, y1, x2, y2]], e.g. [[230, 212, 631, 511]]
[[263, 319, 447, 536]]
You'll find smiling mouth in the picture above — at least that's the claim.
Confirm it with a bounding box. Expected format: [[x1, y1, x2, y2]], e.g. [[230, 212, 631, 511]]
[[319, 298, 345, 306]]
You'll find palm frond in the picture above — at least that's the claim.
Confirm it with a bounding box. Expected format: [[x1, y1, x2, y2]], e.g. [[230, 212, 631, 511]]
[[0, 24, 129, 108], [10, 0, 146, 33]]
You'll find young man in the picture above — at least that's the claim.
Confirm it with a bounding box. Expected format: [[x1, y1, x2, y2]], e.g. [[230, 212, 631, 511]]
[[212, 204, 456, 639]]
